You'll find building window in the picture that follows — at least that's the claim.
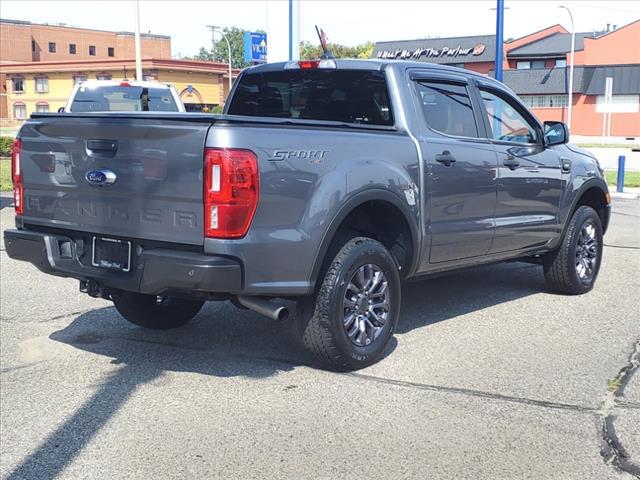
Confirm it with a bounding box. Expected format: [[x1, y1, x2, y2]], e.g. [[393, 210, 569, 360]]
[[555, 59, 567, 68], [13, 103, 27, 120], [516, 61, 531, 70], [48, 42, 56, 53], [108, 47, 115, 57], [31, 39, 36, 52], [89, 45, 96, 56], [11, 78, 25, 93], [35, 77, 49, 93], [531, 60, 545, 69], [69, 43, 77, 54], [36, 102, 49, 113], [143, 74, 155, 82], [73, 75, 87, 85], [596, 95, 640, 113], [96, 74, 112, 81], [519, 95, 569, 109]]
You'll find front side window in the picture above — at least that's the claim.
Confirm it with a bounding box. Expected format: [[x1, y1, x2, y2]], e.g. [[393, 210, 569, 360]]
[[13, 103, 26, 119], [228, 69, 393, 126], [414, 80, 478, 138], [11, 78, 25, 92], [481, 89, 538, 144], [35, 77, 49, 93]]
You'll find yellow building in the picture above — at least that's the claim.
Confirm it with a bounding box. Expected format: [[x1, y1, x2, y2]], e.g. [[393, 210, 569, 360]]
[[1, 57, 239, 123]]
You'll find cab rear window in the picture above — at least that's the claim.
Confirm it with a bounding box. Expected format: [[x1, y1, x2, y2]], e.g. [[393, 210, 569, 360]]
[[70, 86, 178, 112], [228, 69, 393, 126]]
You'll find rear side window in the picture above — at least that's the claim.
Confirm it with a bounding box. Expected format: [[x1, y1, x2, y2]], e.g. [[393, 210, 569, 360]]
[[415, 81, 478, 138], [228, 69, 393, 126], [70, 86, 178, 112]]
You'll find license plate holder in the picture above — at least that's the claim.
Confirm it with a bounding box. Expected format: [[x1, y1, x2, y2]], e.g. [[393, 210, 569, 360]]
[[92, 237, 132, 272]]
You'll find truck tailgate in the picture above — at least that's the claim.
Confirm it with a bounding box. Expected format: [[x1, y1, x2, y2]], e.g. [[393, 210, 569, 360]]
[[19, 116, 209, 245]]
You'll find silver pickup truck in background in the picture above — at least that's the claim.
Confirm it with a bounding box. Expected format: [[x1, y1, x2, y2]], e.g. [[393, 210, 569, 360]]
[[4, 59, 610, 370]]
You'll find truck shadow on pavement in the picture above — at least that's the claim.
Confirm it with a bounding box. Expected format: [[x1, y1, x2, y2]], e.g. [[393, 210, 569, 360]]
[[7, 261, 544, 479]]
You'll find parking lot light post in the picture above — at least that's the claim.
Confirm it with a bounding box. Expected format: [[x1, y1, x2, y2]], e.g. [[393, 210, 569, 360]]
[[559, 5, 575, 132], [208, 25, 233, 101]]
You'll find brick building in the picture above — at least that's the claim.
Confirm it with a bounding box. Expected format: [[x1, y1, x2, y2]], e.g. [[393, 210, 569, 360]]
[[0, 19, 237, 126], [373, 19, 640, 138]]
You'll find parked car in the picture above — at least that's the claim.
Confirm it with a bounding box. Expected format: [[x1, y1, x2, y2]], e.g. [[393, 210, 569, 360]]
[[62, 80, 185, 112], [4, 59, 610, 370]]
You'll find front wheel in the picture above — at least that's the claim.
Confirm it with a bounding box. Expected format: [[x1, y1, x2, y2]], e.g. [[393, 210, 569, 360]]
[[543, 206, 603, 294], [112, 291, 204, 329], [298, 237, 401, 371]]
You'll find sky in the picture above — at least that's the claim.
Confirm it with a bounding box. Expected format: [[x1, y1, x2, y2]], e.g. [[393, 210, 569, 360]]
[[1, 0, 639, 58]]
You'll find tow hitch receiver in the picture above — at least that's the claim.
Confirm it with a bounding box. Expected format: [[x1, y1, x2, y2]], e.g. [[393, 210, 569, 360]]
[[80, 279, 104, 298]]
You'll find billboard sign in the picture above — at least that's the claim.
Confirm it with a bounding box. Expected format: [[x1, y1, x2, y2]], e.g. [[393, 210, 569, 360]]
[[244, 32, 267, 64]]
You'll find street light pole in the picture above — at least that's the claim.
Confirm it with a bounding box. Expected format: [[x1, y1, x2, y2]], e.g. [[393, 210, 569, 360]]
[[207, 25, 233, 100], [134, 0, 142, 81], [494, 0, 504, 82], [559, 5, 575, 132]]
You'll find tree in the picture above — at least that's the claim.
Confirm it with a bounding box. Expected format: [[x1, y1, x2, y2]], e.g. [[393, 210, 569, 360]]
[[191, 27, 264, 69], [300, 41, 375, 60]]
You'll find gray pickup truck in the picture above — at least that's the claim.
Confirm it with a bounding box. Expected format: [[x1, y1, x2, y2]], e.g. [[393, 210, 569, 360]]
[[5, 59, 610, 370]]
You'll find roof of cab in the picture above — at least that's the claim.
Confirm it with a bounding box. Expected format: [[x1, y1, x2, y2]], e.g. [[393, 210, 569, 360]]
[[242, 59, 504, 88], [77, 79, 173, 89]]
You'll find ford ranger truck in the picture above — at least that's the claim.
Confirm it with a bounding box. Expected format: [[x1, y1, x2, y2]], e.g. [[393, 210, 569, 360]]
[[4, 59, 611, 370]]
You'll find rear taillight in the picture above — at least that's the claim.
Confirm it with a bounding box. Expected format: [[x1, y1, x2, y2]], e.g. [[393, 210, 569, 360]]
[[11, 139, 23, 215], [204, 148, 259, 239]]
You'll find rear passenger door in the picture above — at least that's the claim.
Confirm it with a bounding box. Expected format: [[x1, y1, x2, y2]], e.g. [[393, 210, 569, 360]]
[[475, 85, 563, 253], [410, 72, 498, 266]]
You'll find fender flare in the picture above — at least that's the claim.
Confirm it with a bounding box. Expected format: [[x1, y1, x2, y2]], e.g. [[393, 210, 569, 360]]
[[560, 178, 610, 237], [308, 188, 421, 289]]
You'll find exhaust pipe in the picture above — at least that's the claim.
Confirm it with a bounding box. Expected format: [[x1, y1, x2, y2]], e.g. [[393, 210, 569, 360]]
[[236, 296, 289, 322]]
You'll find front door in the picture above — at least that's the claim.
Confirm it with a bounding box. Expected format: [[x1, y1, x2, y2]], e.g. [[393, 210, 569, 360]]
[[411, 76, 498, 266], [477, 87, 563, 252]]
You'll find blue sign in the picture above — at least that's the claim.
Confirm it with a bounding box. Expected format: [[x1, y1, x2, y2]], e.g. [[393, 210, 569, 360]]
[[244, 32, 267, 64]]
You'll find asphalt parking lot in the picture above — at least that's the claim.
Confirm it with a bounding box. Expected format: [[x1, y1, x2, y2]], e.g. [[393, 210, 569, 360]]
[[1, 196, 638, 480]]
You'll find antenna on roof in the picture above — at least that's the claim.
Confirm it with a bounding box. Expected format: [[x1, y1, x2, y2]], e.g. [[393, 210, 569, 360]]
[[315, 25, 335, 59]]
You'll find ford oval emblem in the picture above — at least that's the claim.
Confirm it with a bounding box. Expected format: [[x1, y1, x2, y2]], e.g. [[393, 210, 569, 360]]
[[85, 169, 117, 186]]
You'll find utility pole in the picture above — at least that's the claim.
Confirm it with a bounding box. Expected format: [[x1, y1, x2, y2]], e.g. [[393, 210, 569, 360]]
[[207, 25, 233, 99], [559, 5, 575, 131], [494, 0, 504, 82], [134, 0, 142, 81]]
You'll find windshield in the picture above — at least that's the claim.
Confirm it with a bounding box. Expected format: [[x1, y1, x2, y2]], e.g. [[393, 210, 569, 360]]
[[70, 86, 179, 112], [228, 69, 393, 126]]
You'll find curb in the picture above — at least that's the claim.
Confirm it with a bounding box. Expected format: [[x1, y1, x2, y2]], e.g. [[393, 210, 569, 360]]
[[610, 191, 639, 200]]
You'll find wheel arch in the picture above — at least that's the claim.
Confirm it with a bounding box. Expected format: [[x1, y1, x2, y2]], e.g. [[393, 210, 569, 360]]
[[563, 178, 610, 236], [308, 188, 421, 290]]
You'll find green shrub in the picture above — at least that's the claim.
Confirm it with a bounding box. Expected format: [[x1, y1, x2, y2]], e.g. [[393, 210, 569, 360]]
[[0, 136, 13, 157]]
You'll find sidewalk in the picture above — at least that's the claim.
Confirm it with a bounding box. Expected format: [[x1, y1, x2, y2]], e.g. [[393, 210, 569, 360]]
[[610, 186, 640, 199]]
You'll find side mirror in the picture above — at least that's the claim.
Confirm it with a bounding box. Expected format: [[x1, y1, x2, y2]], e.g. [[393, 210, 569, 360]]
[[543, 120, 568, 146]]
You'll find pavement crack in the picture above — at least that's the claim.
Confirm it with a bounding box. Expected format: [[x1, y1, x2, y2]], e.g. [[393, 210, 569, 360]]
[[598, 339, 640, 478], [347, 372, 596, 413], [604, 244, 640, 251]]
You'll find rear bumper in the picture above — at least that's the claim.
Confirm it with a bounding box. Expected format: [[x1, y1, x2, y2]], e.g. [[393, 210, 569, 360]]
[[3, 229, 242, 296]]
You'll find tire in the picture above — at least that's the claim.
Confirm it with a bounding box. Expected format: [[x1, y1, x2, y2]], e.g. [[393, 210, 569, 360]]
[[543, 205, 603, 295], [298, 236, 401, 371], [112, 291, 204, 329]]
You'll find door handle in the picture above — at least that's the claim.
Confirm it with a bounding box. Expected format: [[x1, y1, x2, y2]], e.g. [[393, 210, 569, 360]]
[[503, 156, 520, 170], [435, 150, 457, 166]]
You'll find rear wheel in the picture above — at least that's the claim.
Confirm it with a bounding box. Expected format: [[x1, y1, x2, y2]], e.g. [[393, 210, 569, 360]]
[[543, 206, 603, 294], [112, 291, 204, 329], [298, 236, 401, 371]]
